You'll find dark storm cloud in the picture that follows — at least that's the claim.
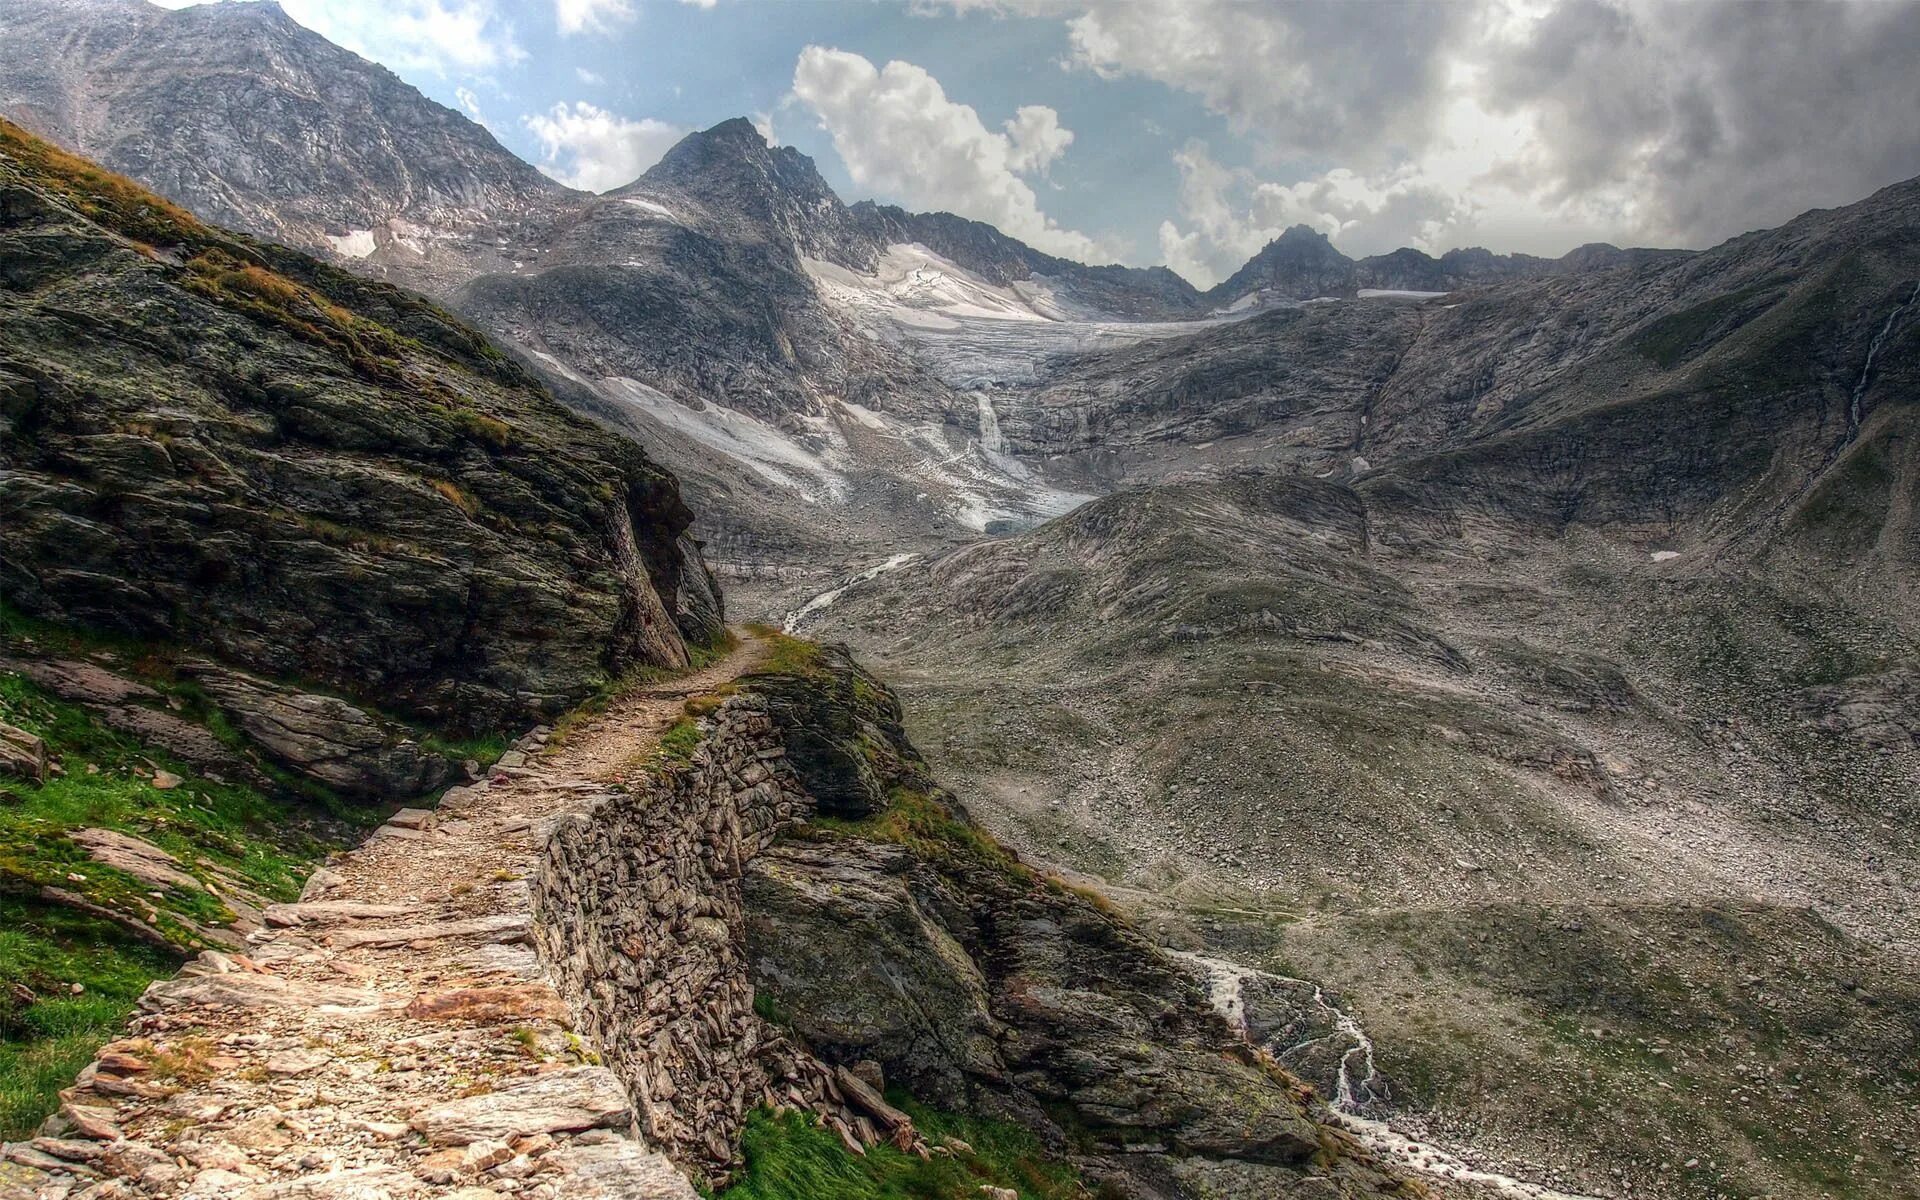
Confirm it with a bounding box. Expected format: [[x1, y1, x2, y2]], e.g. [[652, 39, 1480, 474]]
[[1484, 0, 1920, 243]]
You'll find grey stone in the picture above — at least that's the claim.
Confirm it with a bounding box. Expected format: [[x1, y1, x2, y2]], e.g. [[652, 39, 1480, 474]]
[[409, 1068, 632, 1146]]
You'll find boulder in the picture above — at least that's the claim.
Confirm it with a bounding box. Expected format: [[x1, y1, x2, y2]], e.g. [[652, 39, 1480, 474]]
[[69, 828, 204, 894], [0, 720, 46, 783], [408, 1068, 632, 1145], [183, 663, 451, 799]]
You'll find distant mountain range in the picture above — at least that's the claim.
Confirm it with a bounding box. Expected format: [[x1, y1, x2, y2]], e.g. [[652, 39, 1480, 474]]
[[0, 0, 1680, 312]]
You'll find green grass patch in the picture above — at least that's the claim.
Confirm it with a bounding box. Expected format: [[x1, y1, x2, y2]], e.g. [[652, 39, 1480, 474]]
[[421, 730, 509, 767], [0, 673, 330, 908], [0, 896, 178, 1139], [720, 1100, 1088, 1200], [657, 718, 704, 765], [809, 787, 1025, 881], [744, 626, 824, 678]]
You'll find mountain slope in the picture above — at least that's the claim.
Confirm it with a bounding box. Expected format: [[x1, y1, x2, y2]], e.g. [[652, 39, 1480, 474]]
[[0, 0, 565, 274], [0, 118, 710, 733]]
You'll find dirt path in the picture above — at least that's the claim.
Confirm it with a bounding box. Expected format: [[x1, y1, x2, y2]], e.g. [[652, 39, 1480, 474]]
[[1, 634, 766, 1200]]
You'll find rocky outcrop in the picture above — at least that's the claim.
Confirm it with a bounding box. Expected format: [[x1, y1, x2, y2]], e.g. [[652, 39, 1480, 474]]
[[0, 717, 45, 780], [534, 645, 1412, 1199], [183, 662, 451, 799], [0, 119, 710, 739]]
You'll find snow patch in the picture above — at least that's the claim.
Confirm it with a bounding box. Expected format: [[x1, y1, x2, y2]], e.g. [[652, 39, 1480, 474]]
[[1357, 288, 1449, 300], [620, 197, 682, 223], [1650, 550, 1681, 562], [805, 244, 1059, 325], [325, 229, 377, 259], [837, 401, 889, 430], [784, 553, 920, 631], [598, 376, 849, 502]]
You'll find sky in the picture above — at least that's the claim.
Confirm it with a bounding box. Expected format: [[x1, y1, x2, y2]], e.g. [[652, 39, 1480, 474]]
[[176, 0, 1920, 288]]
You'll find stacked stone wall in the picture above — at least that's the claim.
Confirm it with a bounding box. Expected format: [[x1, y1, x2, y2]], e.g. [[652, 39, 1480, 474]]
[[531, 696, 818, 1180]]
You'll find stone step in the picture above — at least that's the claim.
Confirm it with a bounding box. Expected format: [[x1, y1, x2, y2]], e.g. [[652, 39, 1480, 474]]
[[324, 914, 529, 951]]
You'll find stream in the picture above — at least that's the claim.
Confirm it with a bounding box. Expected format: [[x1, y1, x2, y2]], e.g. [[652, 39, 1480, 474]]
[[1172, 951, 1605, 1200]]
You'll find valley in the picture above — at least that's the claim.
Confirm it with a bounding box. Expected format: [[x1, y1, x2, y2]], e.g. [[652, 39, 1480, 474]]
[[1, 3, 1917, 1199]]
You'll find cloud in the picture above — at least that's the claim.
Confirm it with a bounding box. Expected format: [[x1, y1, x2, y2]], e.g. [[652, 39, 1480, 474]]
[[554, 0, 633, 36], [278, 0, 523, 75], [1479, 0, 1920, 247], [1002, 105, 1073, 174], [523, 102, 686, 192], [454, 86, 486, 123], [1156, 142, 1476, 288], [751, 110, 780, 147], [939, 0, 1920, 275], [931, 0, 1473, 166], [575, 67, 605, 86], [681, 0, 718, 8], [790, 46, 1111, 262]]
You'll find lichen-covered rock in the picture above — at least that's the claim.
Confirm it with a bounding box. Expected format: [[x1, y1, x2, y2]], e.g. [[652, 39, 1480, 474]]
[[181, 662, 451, 799], [0, 119, 714, 737], [748, 646, 920, 817]]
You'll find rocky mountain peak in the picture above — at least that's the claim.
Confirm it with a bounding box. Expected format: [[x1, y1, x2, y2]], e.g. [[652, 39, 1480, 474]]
[[0, 0, 564, 256], [632, 117, 878, 265]]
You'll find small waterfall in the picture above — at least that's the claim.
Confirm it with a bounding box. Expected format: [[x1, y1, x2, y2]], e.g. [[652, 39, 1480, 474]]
[[1171, 949, 1602, 1200], [1849, 281, 1920, 435]]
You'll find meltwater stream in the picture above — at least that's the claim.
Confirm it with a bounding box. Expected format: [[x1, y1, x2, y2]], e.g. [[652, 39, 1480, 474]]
[[1850, 280, 1920, 434], [1172, 951, 1604, 1200]]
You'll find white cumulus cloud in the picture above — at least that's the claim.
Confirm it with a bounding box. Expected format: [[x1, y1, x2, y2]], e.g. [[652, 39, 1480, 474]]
[[790, 46, 1111, 263], [278, 0, 523, 76], [554, 0, 633, 36], [1002, 105, 1073, 174], [523, 102, 686, 192]]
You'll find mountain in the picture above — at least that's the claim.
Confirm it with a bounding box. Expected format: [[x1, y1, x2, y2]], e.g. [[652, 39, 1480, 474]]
[[0, 117, 714, 742], [0, 0, 564, 280], [795, 169, 1920, 1199], [3, 3, 1919, 1197], [1207, 222, 1694, 305]]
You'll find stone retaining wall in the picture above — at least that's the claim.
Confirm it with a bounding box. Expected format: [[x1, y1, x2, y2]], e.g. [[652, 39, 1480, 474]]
[[530, 696, 823, 1184]]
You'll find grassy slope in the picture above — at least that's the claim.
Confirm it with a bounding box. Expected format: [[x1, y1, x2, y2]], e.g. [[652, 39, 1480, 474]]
[[0, 898, 175, 1138], [0, 665, 368, 1137], [720, 1095, 1090, 1200]]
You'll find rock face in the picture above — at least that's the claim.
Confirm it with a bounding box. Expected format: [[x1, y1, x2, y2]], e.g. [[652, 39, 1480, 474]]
[[0, 119, 712, 736], [743, 838, 1325, 1167]]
